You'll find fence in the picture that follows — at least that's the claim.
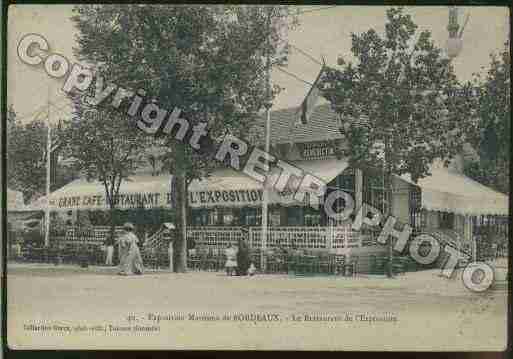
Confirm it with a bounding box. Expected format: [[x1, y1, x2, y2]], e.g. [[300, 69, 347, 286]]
[[53, 225, 367, 250], [187, 226, 363, 251], [187, 227, 245, 248], [63, 226, 125, 244]]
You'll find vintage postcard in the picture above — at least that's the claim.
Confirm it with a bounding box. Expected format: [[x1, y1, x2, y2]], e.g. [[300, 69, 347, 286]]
[[4, 4, 510, 351]]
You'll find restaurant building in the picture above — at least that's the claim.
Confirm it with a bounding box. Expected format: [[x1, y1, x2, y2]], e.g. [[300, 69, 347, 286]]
[[23, 98, 508, 271]]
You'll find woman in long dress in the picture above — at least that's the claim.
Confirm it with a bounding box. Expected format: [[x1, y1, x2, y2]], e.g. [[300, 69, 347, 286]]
[[117, 222, 144, 275]]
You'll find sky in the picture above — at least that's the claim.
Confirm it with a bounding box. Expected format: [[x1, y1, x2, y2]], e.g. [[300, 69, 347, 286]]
[[7, 5, 510, 124]]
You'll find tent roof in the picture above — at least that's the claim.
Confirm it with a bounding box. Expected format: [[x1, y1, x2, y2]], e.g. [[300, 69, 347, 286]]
[[401, 167, 508, 216]]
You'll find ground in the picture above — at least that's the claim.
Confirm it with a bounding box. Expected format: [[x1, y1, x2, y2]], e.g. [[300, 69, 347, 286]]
[[6, 260, 509, 351]]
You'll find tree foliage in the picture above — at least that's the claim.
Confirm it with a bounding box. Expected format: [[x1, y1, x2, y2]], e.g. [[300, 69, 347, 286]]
[[7, 105, 75, 203], [71, 5, 295, 271], [319, 7, 477, 185], [63, 105, 145, 209], [7, 106, 48, 202], [62, 103, 148, 241], [464, 41, 510, 194]]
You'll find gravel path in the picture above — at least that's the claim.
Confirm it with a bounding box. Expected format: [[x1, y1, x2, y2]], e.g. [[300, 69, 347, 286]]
[[6, 262, 508, 350]]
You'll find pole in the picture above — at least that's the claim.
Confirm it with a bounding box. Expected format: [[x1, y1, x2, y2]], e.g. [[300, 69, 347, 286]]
[[44, 86, 51, 247], [261, 6, 273, 273], [385, 132, 394, 278]]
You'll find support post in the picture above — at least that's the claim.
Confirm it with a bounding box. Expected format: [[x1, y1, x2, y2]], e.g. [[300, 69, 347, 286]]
[[260, 6, 273, 273], [44, 87, 51, 247]]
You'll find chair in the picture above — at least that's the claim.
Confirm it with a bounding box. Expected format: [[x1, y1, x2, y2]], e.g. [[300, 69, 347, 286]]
[[158, 250, 168, 269], [266, 252, 281, 274], [370, 254, 386, 275], [19, 245, 30, 262], [198, 250, 209, 271], [286, 254, 297, 274], [61, 244, 75, 264], [250, 250, 262, 272], [187, 253, 202, 271], [344, 256, 358, 277], [296, 255, 316, 276], [216, 250, 226, 272], [91, 246, 103, 265], [203, 250, 218, 271], [32, 247, 43, 263], [334, 255, 346, 275], [392, 256, 408, 275], [318, 253, 334, 274]]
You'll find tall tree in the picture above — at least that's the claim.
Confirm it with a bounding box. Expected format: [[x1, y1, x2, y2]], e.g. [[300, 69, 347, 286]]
[[71, 5, 294, 272], [464, 41, 510, 194], [63, 105, 146, 245], [7, 105, 74, 203], [7, 106, 48, 202], [319, 7, 477, 277]]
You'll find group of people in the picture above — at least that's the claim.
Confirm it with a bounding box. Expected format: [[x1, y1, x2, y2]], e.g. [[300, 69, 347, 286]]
[[224, 241, 256, 277], [107, 222, 259, 277]]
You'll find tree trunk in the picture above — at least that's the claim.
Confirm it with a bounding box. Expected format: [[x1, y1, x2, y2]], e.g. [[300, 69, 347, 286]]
[[108, 204, 118, 265], [172, 143, 188, 273]]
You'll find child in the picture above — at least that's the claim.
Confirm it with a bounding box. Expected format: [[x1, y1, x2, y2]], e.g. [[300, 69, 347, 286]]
[[224, 243, 238, 276], [248, 262, 256, 277]]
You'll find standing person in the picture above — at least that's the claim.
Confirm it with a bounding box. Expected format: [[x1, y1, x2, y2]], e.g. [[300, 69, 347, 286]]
[[236, 236, 250, 276], [104, 235, 114, 266], [117, 222, 144, 275], [224, 243, 237, 276], [168, 236, 174, 272]]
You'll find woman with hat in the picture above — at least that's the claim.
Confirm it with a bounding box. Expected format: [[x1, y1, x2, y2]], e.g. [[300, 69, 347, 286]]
[[116, 222, 144, 275]]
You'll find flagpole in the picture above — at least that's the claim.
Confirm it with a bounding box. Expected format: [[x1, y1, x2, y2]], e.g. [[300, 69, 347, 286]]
[[44, 86, 51, 247], [261, 6, 273, 273]]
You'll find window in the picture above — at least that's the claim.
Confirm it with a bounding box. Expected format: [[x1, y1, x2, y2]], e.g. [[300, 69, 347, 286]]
[[243, 208, 261, 226], [208, 209, 219, 226], [269, 209, 281, 227], [191, 209, 208, 226], [287, 207, 303, 226], [223, 210, 235, 226], [304, 208, 321, 226]]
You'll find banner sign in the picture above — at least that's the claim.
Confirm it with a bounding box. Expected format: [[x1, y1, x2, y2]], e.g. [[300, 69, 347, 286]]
[[188, 188, 313, 208], [189, 189, 263, 206], [300, 142, 335, 160], [49, 192, 174, 210]]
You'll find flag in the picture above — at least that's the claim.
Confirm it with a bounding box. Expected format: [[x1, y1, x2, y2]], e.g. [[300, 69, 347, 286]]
[[297, 63, 326, 125]]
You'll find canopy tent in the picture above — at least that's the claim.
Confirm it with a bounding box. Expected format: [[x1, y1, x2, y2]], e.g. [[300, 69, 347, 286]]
[[401, 167, 508, 216], [6, 188, 25, 211], [24, 158, 351, 211]]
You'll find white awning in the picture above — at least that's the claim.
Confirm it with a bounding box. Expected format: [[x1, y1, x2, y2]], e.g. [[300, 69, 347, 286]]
[[188, 158, 349, 208], [25, 158, 350, 211], [401, 167, 509, 216], [27, 175, 173, 211]]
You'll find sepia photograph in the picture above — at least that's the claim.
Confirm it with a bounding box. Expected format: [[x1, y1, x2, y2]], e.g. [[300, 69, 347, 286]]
[[3, 3, 510, 351]]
